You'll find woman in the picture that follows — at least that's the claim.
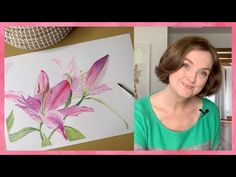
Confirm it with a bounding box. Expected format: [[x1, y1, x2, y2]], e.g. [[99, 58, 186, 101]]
[[134, 36, 222, 150]]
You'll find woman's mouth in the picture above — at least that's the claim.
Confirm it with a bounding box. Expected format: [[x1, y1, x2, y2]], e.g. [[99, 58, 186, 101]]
[[182, 82, 194, 89]]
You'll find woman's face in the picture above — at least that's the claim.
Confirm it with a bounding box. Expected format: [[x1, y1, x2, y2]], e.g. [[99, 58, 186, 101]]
[[169, 50, 213, 98]]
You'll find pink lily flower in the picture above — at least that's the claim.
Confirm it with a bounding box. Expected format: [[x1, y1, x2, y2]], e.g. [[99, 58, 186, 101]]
[[53, 55, 128, 129], [53, 57, 80, 79], [5, 70, 93, 139], [76, 54, 112, 97], [53, 57, 86, 97], [54, 55, 112, 98]]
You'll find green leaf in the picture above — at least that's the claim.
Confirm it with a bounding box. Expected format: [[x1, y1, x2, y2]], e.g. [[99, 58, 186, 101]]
[[65, 90, 72, 108], [9, 127, 39, 142], [6, 110, 14, 133], [65, 73, 73, 85], [41, 132, 52, 147], [64, 126, 85, 141]]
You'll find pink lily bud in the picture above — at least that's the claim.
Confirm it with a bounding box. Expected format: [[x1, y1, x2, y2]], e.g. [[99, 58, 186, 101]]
[[36, 70, 50, 95], [86, 54, 109, 91]]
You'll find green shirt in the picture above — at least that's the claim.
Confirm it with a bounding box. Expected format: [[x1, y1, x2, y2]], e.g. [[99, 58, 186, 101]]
[[134, 96, 221, 150]]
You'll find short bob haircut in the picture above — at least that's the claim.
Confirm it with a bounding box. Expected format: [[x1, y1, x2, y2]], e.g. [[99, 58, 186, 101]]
[[155, 36, 222, 97]]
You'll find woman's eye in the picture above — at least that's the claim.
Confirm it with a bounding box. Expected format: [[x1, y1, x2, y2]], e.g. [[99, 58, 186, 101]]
[[182, 63, 189, 69], [200, 71, 208, 77]]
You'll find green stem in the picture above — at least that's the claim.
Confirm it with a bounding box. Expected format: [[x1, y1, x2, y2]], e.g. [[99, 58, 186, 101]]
[[84, 97, 129, 129], [48, 129, 56, 140], [76, 95, 85, 106], [39, 122, 44, 140], [63, 116, 68, 121]]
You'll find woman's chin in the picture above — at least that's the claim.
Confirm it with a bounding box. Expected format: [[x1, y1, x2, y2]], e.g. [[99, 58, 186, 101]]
[[178, 91, 194, 99]]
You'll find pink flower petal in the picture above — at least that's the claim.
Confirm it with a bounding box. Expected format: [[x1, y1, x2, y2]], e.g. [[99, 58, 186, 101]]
[[86, 55, 109, 90], [35, 70, 50, 95], [58, 105, 94, 116], [17, 96, 41, 120], [52, 58, 64, 69], [5, 91, 41, 122], [22, 96, 41, 112], [45, 80, 71, 111], [67, 58, 79, 77], [71, 78, 85, 97], [89, 84, 112, 95], [71, 77, 80, 92], [42, 110, 67, 139], [5, 90, 26, 104], [53, 58, 79, 78], [16, 104, 41, 122]]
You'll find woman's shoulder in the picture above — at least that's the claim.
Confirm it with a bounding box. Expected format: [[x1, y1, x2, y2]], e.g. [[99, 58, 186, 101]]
[[202, 97, 219, 110], [135, 96, 149, 108], [134, 95, 153, 122], [201, 97, 220, 120], [135, 96, 155, 117]]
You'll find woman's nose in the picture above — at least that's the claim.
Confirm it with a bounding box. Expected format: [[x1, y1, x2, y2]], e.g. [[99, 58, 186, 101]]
[[187, 71, 197, 83]]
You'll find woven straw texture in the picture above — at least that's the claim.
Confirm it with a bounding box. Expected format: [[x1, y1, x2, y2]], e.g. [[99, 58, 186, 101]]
[[5, 27, 72, 50]]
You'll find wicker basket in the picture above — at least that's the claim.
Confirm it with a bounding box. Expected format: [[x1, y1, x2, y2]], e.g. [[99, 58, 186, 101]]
[[5, 26, 72, 50]]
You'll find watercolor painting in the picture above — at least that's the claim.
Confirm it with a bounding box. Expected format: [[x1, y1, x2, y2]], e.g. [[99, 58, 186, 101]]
[[4, 34, 134, 150]]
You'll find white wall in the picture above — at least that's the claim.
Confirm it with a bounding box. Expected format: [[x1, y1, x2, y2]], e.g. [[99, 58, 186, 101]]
[[168, 27, 232, 47], [134, 27, 168, 97]]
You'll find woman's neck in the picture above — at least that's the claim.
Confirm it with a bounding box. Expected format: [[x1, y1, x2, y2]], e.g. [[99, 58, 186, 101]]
[[157, 86, 193, 112], [150, 86, 202, 129]]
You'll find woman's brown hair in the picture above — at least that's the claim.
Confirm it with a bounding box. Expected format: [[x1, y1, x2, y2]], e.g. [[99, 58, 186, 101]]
[[155, 36, 222, 97]]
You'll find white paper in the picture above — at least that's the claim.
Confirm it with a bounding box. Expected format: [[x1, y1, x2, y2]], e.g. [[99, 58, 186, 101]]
[[4, 34, 134, 150]]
